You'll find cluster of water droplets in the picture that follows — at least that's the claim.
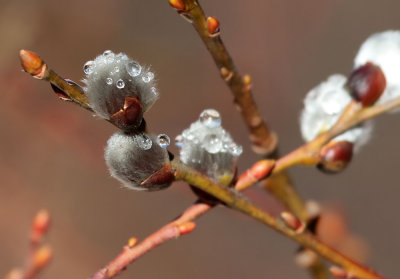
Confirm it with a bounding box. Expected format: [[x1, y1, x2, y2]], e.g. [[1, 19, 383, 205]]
[[176, 109, 242, 157], [83, 50, 155, 89], [83, 50, 160, 120]]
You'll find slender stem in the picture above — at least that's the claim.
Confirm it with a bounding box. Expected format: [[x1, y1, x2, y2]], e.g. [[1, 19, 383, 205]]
[[175, 0, 277, 155], [90, 201, 213, 279], [172, 159, 384, 279]]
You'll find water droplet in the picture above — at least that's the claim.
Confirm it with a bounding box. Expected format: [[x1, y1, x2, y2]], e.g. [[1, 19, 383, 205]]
[[137, 134, 152, 150], [126, 61, 142, 77], [116, 79, 125, 89], [83, 61, 94, 74], [228, 143, 243, 156], [114, 66, 119, 73], [103, 50, 113, 56], [106, 78, 113, 85], [142, 72, 154, 83], [199, 109, 221, 128], [157, 134, 170, 148], [204, 134, 222, 154], [175, 135, 184, 148]]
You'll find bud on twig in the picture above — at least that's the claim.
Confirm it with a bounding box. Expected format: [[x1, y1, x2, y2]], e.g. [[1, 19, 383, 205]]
[[317, 141, 353, 173], [105, 132, 172, 191], [280, 211, 305, 233], [348, 62, 386, 107], [19, 50, 48, 79], [169, 0, 185, 10], [83, 50, 159, 132], [207, 16, 220, 36], [31, 209, 51, 244]]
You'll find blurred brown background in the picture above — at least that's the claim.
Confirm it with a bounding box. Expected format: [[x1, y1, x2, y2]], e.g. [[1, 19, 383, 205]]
[[1, 0, 399, 278]]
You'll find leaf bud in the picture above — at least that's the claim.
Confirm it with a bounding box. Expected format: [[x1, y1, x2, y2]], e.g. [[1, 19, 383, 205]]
[[347, 62, 386, 107], [317, 141, 353, 173]]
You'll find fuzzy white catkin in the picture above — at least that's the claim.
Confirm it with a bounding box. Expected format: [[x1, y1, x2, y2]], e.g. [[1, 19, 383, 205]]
[[83, 50, 159, 119], [105, 132, 170, 191], [354, 30, 400, 105], [300, 74, 372, 151], [177, 109, 242, 184]]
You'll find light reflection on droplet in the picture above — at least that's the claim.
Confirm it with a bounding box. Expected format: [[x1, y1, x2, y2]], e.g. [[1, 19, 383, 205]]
[[157, 134, 170, 148], [199, 109, 221, 128], [116, 79, 125, 89], [126, 61, 142, 77], [83, 61, 94, 74]]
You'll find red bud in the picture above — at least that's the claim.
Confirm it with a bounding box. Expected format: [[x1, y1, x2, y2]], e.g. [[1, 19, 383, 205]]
[[207, 16, 220, 35], [348, 62, 386, 107], [318, 141, 353, 173]]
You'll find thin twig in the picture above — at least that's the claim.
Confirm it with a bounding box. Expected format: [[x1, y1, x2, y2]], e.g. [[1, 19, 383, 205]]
[[171, 0, 277, 155], [90, 201, 212, 279], [5, 210, 52, 279]]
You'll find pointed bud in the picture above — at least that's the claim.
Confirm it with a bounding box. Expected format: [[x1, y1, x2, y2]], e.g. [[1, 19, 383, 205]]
[[127, 237, 139, 248], [33, 245, 52, 269], [280, 211, 305, 233], [169, 0, 185, 10], [348, 62, 386, 107], [318, 141, 353, 173], [19, 50, 48, 79], [31, 210, 50, 244], [207, 16, 220, 35], [235, 160, 275, 191], [140, 164, 175, 188], [110, 97, 143, 131], [177, 222, 196, 236]]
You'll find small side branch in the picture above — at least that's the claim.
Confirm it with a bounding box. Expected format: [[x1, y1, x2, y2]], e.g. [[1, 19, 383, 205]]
[[170, 0, 277, 155], [5, 210, 52, 279], [90, 201, 212, 279]]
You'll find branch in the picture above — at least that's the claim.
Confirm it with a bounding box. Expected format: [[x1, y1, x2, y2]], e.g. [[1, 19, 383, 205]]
[[169, 0, 277, 155], [167, 3, 328, 277], [171, 159, 384, 279], [90, 201, 211, 279], [5, 210, 52, 279]]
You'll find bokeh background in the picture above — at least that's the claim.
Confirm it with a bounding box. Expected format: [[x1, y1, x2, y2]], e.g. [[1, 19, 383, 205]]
[[1, 0, 399, 278]]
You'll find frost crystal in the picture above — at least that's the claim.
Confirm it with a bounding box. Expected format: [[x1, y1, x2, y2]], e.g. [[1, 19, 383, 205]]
[[300, 75, 372, 151], [354, 30, 400, 105], [105, 132, 170, 191], [83, 50, 159, 119], [177, 109, 242, 185]]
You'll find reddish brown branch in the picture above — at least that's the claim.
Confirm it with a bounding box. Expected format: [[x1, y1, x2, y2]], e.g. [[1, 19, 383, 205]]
[[170, 0, 277, 155], [5, 210, 52, 279], [90, 201, 212, 279]]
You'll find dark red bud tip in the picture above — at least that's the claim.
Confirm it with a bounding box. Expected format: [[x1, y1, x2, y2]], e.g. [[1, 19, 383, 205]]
[[317, 141, 353, 173], [19, 50, 47, 79], [207, 16, 220, 35], [110, 97, 143, 131], [140, 164, 174, 190], [348, 62, 386, 107]]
